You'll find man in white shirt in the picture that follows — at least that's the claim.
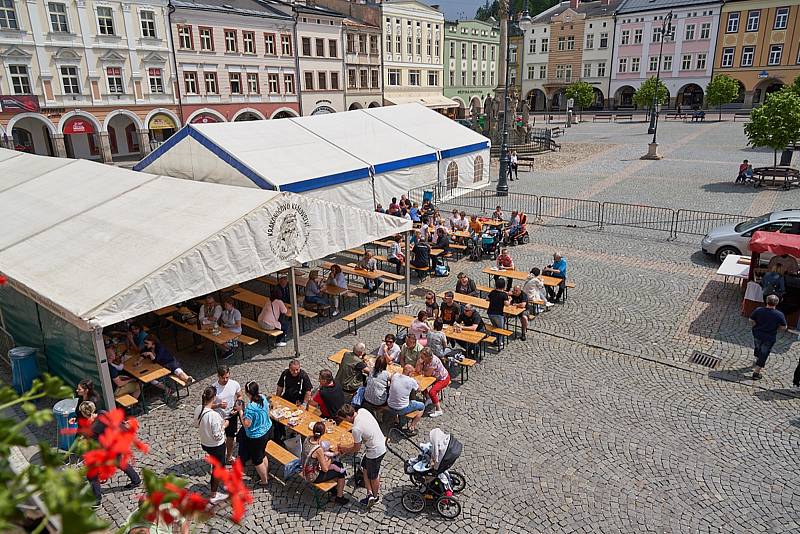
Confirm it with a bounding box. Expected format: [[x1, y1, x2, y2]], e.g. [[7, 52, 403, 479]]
[[376, 334, 401, 363], [197, 295, 223, 350], [211, 365, 242, 463], [387, 365, 424, 436], [337, 404, 387, 508]]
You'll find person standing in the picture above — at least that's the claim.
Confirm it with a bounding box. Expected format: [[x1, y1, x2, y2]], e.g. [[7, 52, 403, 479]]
[[235, 382, 271, 487], [211, 365, 241, 464], [195, 386, 229, 504], [487, 278, 510, 330], [336, 404, 386, 508], [750, 294, 788, 380], [510, 150, 519, 180]]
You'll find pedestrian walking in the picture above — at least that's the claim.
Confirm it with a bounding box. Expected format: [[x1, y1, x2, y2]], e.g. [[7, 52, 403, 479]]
[[195, 386, 229, 504], [750, 294, 787, 380]]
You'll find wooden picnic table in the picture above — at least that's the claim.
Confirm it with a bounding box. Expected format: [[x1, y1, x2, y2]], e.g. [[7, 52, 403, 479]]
[[437, 291, 524, 317], [480, 219, 506, 228], [165, 316, 256, 365], [328, 348, 436, 390], [322, 262, 383, 280], [450, 230, 472, 240], [268, 395, 353, 448], [232, 289, 317, 331], [261, 274, 351, 297], [388, 314, 487, 346], [123, 353, 171, 384], [481, 266, 529, 283]]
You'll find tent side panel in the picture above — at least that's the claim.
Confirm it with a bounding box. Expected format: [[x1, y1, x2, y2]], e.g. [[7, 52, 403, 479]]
[[0, 287, 46, 367], [301, 178, 377, 211], [373, 163, 438, 209], [158, 135, 261, 189], [438, 148, 490, 191]]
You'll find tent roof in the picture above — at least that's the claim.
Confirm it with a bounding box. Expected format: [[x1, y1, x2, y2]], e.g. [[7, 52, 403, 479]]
[[750, 231, 800, 258], [0, 149, 411, 330]]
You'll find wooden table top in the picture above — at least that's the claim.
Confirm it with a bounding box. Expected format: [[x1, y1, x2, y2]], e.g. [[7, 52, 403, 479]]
[[232, 289, 313, 319], [268, 395, 353, 448], [123, 354, 171, 383], [165, 316, 243, 345], [481, 219, 506, 228], [324, 262, 383, 280], [481, 267, 529, 281], [450, 231, 472, 239], [388, 314, 487, 345], [438, 291, 524, 317], [261, 274, 350, 296], [328, 349, 436, 390]]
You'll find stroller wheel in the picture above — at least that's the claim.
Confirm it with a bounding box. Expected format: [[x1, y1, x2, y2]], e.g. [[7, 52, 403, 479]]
[[436, 495, 461, 519], [402, 489, 426, 513], [449, 471, 467, 493]]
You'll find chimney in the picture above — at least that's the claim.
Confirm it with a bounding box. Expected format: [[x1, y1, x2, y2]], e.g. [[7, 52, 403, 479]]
[[569, 0, 580, 9]]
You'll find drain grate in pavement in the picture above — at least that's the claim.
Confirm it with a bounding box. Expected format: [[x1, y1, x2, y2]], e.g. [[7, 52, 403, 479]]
[[689, 351, 721, 369]]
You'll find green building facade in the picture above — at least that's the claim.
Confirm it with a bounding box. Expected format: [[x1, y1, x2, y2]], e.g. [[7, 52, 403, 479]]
[[443, 19, 500, 119]]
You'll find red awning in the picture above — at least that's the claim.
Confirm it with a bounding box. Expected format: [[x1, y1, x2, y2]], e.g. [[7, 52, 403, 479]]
[[63, 117, 95, 135], [191, 114, 219, 124], [750, 231, 800, 258]]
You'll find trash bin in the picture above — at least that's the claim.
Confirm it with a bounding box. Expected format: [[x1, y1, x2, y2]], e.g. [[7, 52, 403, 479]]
[[54, 398, 79, 452], [422, 190, 433, 203], [10, 346, 39, 394]]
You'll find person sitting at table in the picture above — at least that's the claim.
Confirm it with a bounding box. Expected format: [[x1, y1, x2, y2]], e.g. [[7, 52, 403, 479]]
[[423, 291, 439, 319], [257, 296, 289, 347], [523, 267, 553, 313], [455, 272, 478, 296], [439, 292, 462, 326], [363, 355, 391, 411], [420, 199, 435, 221], [456, 304, 485, 358], [426, 319, 449, 359], [197, 294, 223, 349], [358, 252, 382, 293], [411, 238, 431, 270], [142, 334, 194, 385], [447, 209, 461, 230], [310, 369, 345, 418], [387, 197, 401, 216], [271, 276, 291, 304], [375, 204, 385, 214], [455, 211, 469, 232], [510, 285, 530, 341], [335, 343, 369, 398], [387, 235, 405, 275], [487, 278, 510, 331], [387, 364, 424, 436], [504, 211, 522, 244], [491, 205, 504, 221], [304, 270, 332, 312], [326, 264, 347, 317], [377, 333, 401, 363], [107, 344, 141, 400], [400, 332, 424, 367], [543, 252, 568, 303], [410, 311, 431, 346], [434, 227, 451, 255], [468, 215, 483, 236], [301, 422, 349, 505], [274, 360, 313, 446], [217, 298, 242, 361], [421, 219, 436, 243], [126, 322, 147, 353], [409, 202, 421, 223], [234, 381, 271, 487], [495, 248, 515, 290], [415, 348, 449, 418]]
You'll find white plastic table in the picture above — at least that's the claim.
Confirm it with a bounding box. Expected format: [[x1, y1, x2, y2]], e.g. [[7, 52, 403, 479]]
[[716, 254, 750, 285]]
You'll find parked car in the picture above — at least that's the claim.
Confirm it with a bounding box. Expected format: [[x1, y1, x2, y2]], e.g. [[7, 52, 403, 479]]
[[701, 209, 800, 263]]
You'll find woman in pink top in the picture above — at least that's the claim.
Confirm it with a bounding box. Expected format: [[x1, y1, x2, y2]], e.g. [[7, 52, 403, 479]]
[[414, 348, 450, 418], [258, 298, 288, 347], [409, 310, 430, 347]]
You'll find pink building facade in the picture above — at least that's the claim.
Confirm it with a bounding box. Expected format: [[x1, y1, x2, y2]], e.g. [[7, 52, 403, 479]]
[[610, 0, 722, 109]]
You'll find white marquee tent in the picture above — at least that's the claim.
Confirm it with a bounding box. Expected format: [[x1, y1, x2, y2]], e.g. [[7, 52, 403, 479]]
[[0, 148, 411, 407], [133, 104, 490, 210]]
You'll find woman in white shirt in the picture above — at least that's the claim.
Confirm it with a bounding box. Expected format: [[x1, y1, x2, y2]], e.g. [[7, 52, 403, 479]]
[[195, 386, 229, 504], [409, 310, 430, 347], [363, 355, 391, 407], [326, 264, 347, 316]]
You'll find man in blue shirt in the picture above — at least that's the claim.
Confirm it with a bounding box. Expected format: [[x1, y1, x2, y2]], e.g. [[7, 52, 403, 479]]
[[544, 253, 568, 303], [750, 294, 787, 380]]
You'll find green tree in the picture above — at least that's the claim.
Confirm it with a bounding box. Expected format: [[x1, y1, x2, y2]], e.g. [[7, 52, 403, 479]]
[[565, 80, 594, 119], [789, 75, 800, 96], [706, 75, 740, 121], [633, 77, 669, 111], [744, 89, 800, 166]]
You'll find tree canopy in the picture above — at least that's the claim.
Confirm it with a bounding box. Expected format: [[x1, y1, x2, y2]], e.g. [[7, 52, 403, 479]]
[[706, 75, 740, 120], [633, 77, 669, 109], [744, 89, 800, 165], [565, 81, 594, 110]]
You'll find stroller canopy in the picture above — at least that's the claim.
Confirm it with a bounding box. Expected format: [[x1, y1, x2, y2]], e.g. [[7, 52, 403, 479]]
[[429, 428, 462, 474]]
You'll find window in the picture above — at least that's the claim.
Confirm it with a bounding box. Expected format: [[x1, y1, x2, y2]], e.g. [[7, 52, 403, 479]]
[[445, 161, 458, 191], [742, 10, 759, 32], [434, 38, 439, 58], [621, 30, 630, 45], [768, 44, 782, 65], [649, 56, 658, 71], [0, 0, 19, 29], [264, 33, 276, 55], [685, 24, 695, 40], [407, 32, 412, 54], [663, 55, 672, 70], [281, 34, 292, 55], [316, 38, 325, 56], [330, 72, 339, 90], [346, 33, 354, 53], [618, 57, 627, 73], [633, 29, 642, 44], [140, 10, 156, 38], [371, 69, 378, 88], [386, 32, 392, 54], [148, 68, 163, 93], [48, 3, 69, 33], [539, 65, 546, 78], [472, 44, 477, 59], [183, 72, 197, 94], [427, 36, 432, 56], [106, 66, 123, 93], [328, 39, 337, 58], [229, 72, 242, 94], [97, 6, 114, 35], [177, 25, 193, 50], [199, 27, 213, 51], [696, 53, 706, 69], [567, 36, 575, 50], [395, 32, 400, 53], [388, 68, 400, 86], [652, 28, 661, 43], [473, 155, 483, 184], [360, 69, 368, 88], [774, 7, 788, 29], [283, 73, 294, 94], [481, 44, 486, 60], [268, 73, 279, 93], [741, 46, 755, 67], [597, 62, 605, 77], [529, 38, 536, 53], [302, 37, 311, 56], [541, 38, 548, 52], [428, 70, 438, 86], [225, 30, 237, 53], [726, 12, 739, 33], [700, 22, 711, 39], [317, 71, 327, 90], [247, 73, 259, 93], [555, 64, 564, 79], [242, 31, 255, 54], [60, 66, 80, 94], [304, 72, 314, 90], [631, 57, 639, 72], [721, 47, 734, 67], [585, 34, 593, 49], [204, 72, 218, 93], [471, 71, 477, 85], [9, 65, 30, 94], [409, 69, 420, 85], [681, 54, 691, 70], [583, 63, 591, 77], [557, 36, 565, 50], [416, 33, 421, 54], [370, 35, 378, 54], [599, 33, 608, 48], [348, 68, 356, 88]]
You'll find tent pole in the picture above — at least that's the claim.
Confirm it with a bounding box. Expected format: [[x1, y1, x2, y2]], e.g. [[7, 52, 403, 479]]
[[288, 267, 301, 358], [91, 328, 116, 410], [404, 231, 411, 307]]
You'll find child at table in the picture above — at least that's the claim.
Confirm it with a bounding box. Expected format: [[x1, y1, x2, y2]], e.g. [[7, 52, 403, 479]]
[[301, 422, 349, 504]]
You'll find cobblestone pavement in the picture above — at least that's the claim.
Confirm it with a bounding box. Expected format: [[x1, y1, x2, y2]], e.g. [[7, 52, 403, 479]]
[[11, 121, 800, 532]]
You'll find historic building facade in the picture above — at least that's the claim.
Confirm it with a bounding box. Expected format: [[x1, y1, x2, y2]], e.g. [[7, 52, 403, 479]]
[[443, 19, 499, 118]]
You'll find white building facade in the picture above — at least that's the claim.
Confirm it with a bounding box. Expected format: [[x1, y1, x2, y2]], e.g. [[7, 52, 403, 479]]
[[294, 3, 346, 115]]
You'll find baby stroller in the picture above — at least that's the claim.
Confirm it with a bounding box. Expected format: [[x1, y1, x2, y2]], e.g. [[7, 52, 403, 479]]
[[387, 428, 465, 519], [480, 229, 501, 260]]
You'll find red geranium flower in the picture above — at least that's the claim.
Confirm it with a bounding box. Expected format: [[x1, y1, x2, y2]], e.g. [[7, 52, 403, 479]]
[[81, 408, 149, 481], [206, 455, 253, 523]]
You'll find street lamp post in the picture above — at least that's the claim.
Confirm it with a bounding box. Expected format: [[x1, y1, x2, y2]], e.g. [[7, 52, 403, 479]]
[[496, 7, 532, 196], [643, 11, 674, 160]]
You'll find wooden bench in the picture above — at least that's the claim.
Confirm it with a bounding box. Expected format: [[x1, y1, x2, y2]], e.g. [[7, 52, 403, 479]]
[[410, 264, 430, 279], [240, 317, 284, 348], [265, 440, 337, 509], [486, 325, 513, 347], [614, 113, 633, 122], [450, 356, 476, 384], [733, 111, 750, 122], [663, 112, 683, 121], [341, 292, 401, 335], [480, 335, 497, 360], [167, 375, 190, 399], [593, 113, 613, 122], [448, 243, 468, 259], [517, 157, 534, 172], [115, 394, 139, 412], [346, 248, 367, 258]]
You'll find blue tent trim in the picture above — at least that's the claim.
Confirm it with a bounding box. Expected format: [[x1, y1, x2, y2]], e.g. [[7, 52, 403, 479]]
[[440, 141, 489, 159], [280, 167, 372, 193], [133, 126, 189, 171], [374, 153, 437, 174]]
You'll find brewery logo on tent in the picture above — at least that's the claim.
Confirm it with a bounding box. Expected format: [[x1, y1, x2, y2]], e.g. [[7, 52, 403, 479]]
[[267, 202, 311, 261]]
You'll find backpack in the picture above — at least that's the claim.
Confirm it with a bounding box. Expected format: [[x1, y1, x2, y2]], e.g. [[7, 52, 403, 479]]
[[434, 258, 450, 277]]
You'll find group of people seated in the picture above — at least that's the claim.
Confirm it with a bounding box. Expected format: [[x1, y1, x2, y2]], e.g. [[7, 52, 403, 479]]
[[375, 195, 434, 223]]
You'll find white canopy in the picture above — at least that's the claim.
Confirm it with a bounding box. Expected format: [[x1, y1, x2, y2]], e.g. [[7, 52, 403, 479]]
[[0, 149, 411, 330], [134, 104, 490, 210]]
